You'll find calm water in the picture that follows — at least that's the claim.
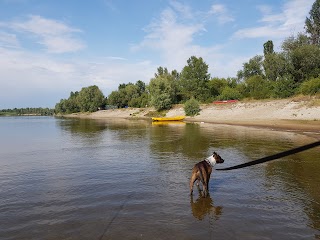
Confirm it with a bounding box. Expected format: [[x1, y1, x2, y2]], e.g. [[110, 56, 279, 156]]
[[0, 116, 320, 240]]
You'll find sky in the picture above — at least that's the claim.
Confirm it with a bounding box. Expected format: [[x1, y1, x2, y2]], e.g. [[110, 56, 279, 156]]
[[0, 0, 314, 109]]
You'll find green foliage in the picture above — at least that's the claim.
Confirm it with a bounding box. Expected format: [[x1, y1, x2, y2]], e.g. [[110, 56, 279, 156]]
[[107, 81, 148, 108], [289, 44, 320, 82], [184, 98, 200, 116], [244, 75, 272, 99], [282, 33, 309, 52], [271, 75, 296, 98], [263, 52, 289, 81], [179, 56, 211, 102], [208, 77, 237, 97], [217, 86, 242, 100], [77, 85, 105, 112], [298, 77, 320, 95], [107, 90, 122, 108], [305, 0, 320, 45], [237, 55, 264, 80], [152, 93, 173, 110], [148, 67, 178, 110], [263, 40, 274, 56], [55, 85, 105, 114], [0, 108, 54, 116]]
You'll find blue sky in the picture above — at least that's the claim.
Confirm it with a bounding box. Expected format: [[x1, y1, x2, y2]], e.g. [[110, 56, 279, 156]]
[[0, 0, 314, 108]]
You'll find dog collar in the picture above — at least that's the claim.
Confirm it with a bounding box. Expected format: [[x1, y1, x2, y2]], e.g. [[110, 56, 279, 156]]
[[205, 158, 214, 166]]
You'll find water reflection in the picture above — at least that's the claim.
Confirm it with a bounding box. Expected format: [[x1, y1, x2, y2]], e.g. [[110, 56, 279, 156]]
[[190, 193, 223, 221], [57, 118, 107, 135], [150, 122, 211, 159]]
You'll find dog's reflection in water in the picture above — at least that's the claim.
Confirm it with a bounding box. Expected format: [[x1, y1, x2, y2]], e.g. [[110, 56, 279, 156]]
[[190, 191, 223, 221]]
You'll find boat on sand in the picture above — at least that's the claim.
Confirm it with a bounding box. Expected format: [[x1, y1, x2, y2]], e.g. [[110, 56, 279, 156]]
[[151, 116, 185, 122]]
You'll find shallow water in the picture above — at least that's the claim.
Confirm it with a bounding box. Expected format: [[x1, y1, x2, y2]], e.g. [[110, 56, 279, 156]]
[[0, 116, 319, 239]]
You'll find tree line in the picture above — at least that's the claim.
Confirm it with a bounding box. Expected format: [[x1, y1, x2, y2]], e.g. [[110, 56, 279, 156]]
[[0, 108, 54, 116], [55, 0, 320, 114]]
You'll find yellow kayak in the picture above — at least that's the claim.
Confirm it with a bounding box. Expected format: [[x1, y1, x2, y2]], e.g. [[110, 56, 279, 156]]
[[152, 116, 185, 121]]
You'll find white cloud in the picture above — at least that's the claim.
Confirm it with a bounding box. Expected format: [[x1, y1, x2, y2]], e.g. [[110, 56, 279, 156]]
[[6, 15, 85, 53], [169, 0, 194, 19], [256, 5, 273, 15], [234, 0, 313, 39], [0, 31, 20, 48], [131, 3, 241, 77], [209, 4, 234, 24], [131, 7, 206, 70]]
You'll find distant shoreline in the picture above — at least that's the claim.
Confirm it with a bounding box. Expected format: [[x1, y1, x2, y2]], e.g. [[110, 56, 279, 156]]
[[63, 98, 320, 136]]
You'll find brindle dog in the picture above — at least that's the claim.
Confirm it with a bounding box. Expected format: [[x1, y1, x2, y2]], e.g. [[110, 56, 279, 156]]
[[189, 152, 224, 197]]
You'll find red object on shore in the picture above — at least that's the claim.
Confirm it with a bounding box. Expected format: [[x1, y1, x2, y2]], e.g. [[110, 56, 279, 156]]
[[213, 100, 239, 104]]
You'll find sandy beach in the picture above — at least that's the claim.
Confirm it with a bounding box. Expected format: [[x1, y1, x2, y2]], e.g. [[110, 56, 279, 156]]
[[65, 98, 320, 134]]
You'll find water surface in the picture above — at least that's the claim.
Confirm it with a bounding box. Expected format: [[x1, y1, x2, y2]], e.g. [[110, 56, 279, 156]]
[[0, 117, 319, 239]]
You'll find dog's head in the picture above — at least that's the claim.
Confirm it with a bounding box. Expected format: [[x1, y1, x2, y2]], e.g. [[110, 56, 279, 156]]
[[213, 152, 224, 164], [205, 152, 224, 166]]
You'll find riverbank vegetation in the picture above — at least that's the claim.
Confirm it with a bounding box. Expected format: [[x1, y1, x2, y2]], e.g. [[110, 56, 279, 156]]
[[54, 0, 320, 114], [0, 108, 54, 116]]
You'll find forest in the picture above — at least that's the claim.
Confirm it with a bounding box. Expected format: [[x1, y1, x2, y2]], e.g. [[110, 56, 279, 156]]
[[55, 0, 320, 114]]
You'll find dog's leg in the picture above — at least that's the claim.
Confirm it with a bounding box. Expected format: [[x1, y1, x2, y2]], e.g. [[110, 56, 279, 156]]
[[205, 172, 212, 197], [189, 173, 198, 195], [196, 179, 201, 191], [202, 180, 208, 197]]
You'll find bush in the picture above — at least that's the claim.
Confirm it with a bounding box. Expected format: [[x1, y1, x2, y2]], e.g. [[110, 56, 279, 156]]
[[184, 98, 200, 116], [245, 75, 272, 99], [217, 86, 242, 100], [298, 77, 320, 95], [271, 75, 296, 98]]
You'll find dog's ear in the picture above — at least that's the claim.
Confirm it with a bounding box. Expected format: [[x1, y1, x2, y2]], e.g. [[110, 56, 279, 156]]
[[213, 151, 216, 155]]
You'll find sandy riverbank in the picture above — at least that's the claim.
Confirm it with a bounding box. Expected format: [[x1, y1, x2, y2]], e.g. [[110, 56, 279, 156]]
[[65, 98, 320, 134]]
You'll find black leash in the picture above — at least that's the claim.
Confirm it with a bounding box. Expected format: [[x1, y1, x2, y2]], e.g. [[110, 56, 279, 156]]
[[216, 140, 320, 171]]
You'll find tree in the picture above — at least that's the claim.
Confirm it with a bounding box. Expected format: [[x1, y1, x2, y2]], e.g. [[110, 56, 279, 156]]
[[281, 33, 320, 83], [217, 86, 242, 100], [207, 78, 228, 97], [271, 75, 296, 98], [305, 0, 320, 45], [77, 85, 105, 112], [179, 56, 211, 102], [263, 40, 274, 56], [282, 33, 309, 52], [263, 52, 289, 81], [237, 55, 264, 81], [108, 90, 122, 108], [135, 80, 146, 95], [289, 44, 320, 83], [107, 81, 149, 108], [148, 70, 177, 110], [244, 75, 272, 99]]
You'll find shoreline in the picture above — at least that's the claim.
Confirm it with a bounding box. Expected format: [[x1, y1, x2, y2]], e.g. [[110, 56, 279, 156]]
[[64, 99, 320, 138]]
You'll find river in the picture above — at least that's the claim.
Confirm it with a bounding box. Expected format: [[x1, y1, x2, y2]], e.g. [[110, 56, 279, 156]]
[[0, 116, 319, 239]]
